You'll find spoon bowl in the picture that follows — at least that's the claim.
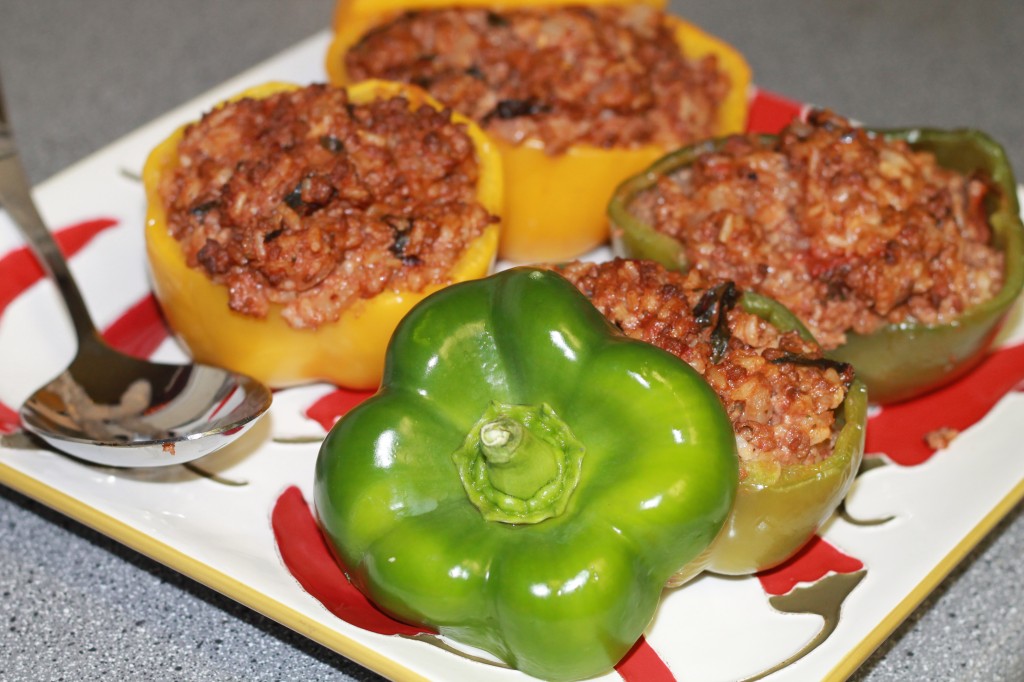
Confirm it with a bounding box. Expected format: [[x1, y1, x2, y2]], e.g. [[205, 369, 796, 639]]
[[1, 73, 272, 467], [20, 338, 272, 467]]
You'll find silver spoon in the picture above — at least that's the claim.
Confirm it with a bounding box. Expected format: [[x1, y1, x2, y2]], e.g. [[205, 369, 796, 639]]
[[0, 74, 272, 468]]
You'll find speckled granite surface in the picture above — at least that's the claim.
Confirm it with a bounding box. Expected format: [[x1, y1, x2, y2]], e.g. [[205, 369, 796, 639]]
[[0, 2, 1022, 680]]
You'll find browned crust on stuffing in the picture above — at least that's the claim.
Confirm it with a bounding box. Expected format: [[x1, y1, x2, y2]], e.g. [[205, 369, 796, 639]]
[[630, 110, 1004, 348], [159, 84, 495, 329], [557, 258, 853, 475], [345, 6, 730, 153]]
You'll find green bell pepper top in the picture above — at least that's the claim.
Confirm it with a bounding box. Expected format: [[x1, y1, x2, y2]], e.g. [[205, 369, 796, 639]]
[[314, 267, 738, 681], [608, 127, 1024, 404]]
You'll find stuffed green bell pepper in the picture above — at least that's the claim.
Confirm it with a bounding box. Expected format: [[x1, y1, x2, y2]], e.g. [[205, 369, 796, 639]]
[[713, 293, 868, 574], [609, 109, 1024, 404], [314, 267, 737, 681], [556, 259, 867, 575]]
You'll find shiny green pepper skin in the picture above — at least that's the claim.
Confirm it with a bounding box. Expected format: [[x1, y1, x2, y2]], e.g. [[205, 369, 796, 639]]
[[314, 268, 738, 681], [609, 128, 1024, 404]]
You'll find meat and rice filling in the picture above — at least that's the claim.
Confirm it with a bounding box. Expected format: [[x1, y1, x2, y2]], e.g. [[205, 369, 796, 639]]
[[344, 5, 731, 154], [558, 259, 854, 477], [159, 84, 495, 329], [629, 110, 1004, 348]]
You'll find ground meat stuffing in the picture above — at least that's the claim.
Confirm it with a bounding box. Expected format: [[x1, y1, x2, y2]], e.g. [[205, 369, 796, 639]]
[[344, 6, 731, 154], [924, 426, 960, 451], [629, 110, 1004, 348], [159, 84, 496, 329], [557, 259, 854, 477]]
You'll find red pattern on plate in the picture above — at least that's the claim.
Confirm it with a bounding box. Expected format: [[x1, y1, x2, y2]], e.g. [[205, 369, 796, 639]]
[[271, 485, 431, 637], [865, 341, 1024, 466], [757, 536, 864, 596], [0, 402, 19, 435], [0, 217, 118, 316], [101, 293, 170, 358], [304, 388, 377, 431], [746, 88, 805, 134], [0, 218, 120, 432], [614, 636, 675, 682]]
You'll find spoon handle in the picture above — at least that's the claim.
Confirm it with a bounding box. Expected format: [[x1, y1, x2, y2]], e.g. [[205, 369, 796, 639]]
[[0, 72, 100, 346]]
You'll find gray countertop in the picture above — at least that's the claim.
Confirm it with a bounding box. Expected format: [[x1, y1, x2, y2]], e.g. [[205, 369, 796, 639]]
[[1, 1, 1022, 680]]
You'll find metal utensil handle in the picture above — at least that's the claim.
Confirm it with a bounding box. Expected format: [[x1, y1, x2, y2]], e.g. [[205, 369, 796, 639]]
[[0, 72, 98, 345]]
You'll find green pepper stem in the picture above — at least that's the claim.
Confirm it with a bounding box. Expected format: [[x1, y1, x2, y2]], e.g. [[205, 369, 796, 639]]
[[479, 417, 522, 464], [452, 402, 586, 524], [479, 416, 559, 499]]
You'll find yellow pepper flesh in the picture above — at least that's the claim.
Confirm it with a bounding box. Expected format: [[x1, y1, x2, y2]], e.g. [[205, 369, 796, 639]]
[[142, 80, 503, 389], [327, 0, 751, 263]]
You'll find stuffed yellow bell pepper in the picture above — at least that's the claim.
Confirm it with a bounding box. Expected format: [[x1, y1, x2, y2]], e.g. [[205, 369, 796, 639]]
[[326, 0, 751, 263], [143, 80, 502, 389]]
